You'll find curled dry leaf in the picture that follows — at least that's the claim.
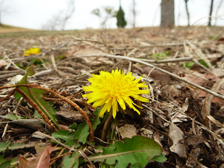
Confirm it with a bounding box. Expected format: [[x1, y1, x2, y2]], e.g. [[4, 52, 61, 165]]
[[118, 124, 137, 139], [169, 123, 187, 158], [18, 144, 56, 168]]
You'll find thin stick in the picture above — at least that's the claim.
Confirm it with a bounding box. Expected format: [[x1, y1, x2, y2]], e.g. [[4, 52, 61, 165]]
[[0, 88, 16, 103]]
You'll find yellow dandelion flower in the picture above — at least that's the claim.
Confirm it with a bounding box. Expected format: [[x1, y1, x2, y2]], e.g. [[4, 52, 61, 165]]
[[23, 48, 41, 56], [83, 69, 150, 118]]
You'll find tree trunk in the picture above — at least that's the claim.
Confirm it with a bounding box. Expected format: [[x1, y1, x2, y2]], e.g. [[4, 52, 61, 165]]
[[160, 0, 175, 28], [184, 0, 190, 26], [208, 0, 214, 26]]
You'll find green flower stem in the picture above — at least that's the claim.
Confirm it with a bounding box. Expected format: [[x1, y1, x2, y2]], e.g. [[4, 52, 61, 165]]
[[101, 112, 113, 141]]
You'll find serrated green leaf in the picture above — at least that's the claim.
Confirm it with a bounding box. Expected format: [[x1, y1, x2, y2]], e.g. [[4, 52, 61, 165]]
[[64, 140, 76, 148], [0, 154, 5, 164], [89, 136, 163, 168], [0, 113, 18, 120], [0, 142, 10, 152], [92, 108, 101, 130], [73, 123, 89, 144], [15, 66, 59, 129], [100, 163, 113, 168], [0, 154, 16, 168], [0, 160, 11, 168], [152, 153, 167, 162], [63, 151, 80, 168], [69, 123, 77, 130], [52, 130, 74, 141], [8, 143, 31, 150]]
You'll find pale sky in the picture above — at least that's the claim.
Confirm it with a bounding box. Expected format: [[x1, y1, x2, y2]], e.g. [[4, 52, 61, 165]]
[[1, 0, 224, 30]]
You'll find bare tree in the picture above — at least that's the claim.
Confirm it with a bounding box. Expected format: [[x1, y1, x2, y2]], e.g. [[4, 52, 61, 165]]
[[160, 0, 175, 28], [42, 0, 75, 31], [184, 0, 190, 26], [208, 0, 214, 26], [91, 6, 116, 28], [0, 0, 11, 25], [61, 0, 75, 30], [42, 13, 62, 31], [132, 0, 136, 28], [215, 0, 224, 25]]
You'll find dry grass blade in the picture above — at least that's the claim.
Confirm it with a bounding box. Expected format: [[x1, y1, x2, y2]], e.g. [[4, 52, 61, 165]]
[[203, 78, 224, 128]]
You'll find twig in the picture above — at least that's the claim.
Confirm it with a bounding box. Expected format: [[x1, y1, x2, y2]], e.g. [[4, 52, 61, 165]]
[[143, 105, 171, 124], [4, 54, 25, 72], [72, 36, 104, 44], [0, 88, 16, 103]]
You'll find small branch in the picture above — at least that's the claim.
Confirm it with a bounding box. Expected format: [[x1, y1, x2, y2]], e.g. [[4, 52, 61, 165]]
[[0, 88, 16, 103]]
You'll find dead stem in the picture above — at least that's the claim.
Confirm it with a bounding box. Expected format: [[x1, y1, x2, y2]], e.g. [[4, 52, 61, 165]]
[[0, 88, 16, 103], [101, 112, 113, 141]]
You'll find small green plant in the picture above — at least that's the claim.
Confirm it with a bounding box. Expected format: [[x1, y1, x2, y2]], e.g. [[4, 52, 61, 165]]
[[0, 66, 166, 167], [151, 51, 169, 60], [184, 60, 209, 69]]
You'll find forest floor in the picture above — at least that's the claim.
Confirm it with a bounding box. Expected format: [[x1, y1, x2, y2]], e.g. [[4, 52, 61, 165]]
[[0, 26, 224, 168]]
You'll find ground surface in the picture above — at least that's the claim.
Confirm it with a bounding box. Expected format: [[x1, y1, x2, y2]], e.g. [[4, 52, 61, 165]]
[[0, 26, 224, 168]]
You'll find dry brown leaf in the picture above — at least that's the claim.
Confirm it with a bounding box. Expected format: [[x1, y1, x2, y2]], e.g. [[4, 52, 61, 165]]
[[169, 123, 187, 158], [153, 131, 163, 147], [118, 124, 137, 139], [18, 144, 56, 168], [185, 148, 201, 168], [0, 59, 8, 68]]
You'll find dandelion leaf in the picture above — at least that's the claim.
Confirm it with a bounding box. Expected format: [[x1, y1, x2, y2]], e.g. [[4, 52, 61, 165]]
[[89, 136, 165, 168], [73, 123, 89, 144], [92, 108, 101, 130], [15, 66, 59, 129], [62, 151, 80, 168], [0, 142, 10, 152], [52, 130, 74, 141]]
